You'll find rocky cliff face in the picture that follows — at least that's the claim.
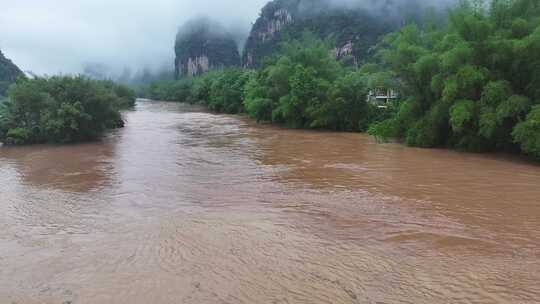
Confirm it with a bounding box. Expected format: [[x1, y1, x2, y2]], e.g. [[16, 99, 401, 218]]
[[243, 0, 299, 67], [333, 40, 355, 64], [185, 56, 210, 77], [175, 18, 241, 78], [243, 4, 296, 67], [0, 50, 23, 96], [258, 8, 294, 42], [243, 0, 410, 68]]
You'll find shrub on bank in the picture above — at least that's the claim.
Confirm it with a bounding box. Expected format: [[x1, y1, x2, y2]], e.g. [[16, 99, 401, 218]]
[[146, 68, 252, 115], [512, 105, 540, 159], [0, 76, 135, 145]]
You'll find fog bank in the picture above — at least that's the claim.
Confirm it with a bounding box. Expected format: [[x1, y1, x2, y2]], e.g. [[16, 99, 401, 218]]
[[0, 0, 268, 76]]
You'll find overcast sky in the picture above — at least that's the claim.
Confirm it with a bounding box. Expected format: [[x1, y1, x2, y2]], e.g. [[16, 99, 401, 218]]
[[0, 0, 268, 75]]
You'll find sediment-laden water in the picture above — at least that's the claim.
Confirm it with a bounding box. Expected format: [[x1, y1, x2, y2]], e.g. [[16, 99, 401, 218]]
[[1, 101, 539, 303]]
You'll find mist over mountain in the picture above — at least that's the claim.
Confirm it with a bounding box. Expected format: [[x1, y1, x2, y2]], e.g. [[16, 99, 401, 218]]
[[0, 0, 268, 76], [174, 17, 241, 78], [241, 0, 457, 68]]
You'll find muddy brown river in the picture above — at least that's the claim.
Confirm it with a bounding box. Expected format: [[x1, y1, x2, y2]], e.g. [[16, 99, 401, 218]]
[[1, 101, 539, 304]]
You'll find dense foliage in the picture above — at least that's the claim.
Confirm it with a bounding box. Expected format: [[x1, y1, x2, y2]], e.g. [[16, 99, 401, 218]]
[[0, 50, 24, 97], [243, 34, 391, 130], [0, 76, 135, 145], [147, 68, 251, 114], [368, 0, 540, 158]]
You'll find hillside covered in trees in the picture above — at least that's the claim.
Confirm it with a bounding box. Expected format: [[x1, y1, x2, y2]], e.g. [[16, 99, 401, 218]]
[[0, 50, 23, 97]]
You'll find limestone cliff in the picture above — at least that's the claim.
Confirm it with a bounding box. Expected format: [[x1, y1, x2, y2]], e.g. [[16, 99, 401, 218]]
[[243, 0, 415, 68], [0, 50, 23, 96], [174, 18, 240, 78], [243, 0, 299, 67]]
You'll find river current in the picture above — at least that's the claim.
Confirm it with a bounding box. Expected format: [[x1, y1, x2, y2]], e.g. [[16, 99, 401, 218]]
[[1, 101, 539, 303]]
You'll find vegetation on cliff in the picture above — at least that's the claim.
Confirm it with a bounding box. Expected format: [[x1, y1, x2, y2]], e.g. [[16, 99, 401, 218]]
[[0, 76, 135, 145], [242, 0, 427, 67], [0, 50, 24, 97]]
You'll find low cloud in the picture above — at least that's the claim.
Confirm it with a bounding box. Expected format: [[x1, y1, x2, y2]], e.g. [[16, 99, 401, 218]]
[[0, 0, 268, 75]]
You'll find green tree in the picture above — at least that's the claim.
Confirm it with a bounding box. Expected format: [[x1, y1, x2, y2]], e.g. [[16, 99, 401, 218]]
[[369, 0, 540, 157], [0, 76, 134, 145], [513, 105, 540, 158]]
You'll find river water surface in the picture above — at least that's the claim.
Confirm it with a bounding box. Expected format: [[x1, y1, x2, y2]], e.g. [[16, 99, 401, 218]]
[[1, 101, 539, 303]]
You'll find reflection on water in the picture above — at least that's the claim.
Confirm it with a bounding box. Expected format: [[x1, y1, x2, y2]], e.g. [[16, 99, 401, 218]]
[[0, 101, 539, 304], [0, 140, 118, 193]]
